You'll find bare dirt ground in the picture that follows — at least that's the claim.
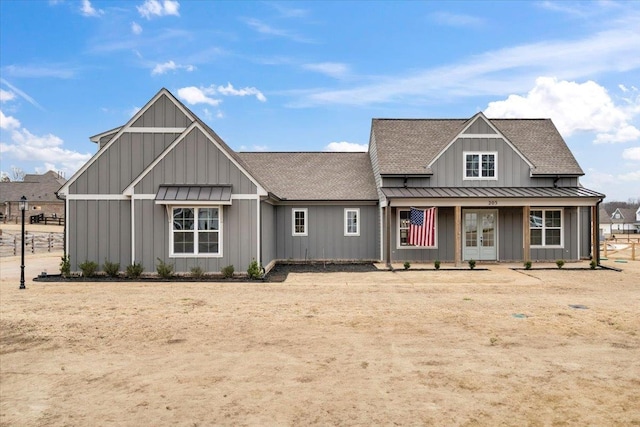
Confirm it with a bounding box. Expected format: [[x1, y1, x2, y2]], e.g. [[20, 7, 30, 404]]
[[1, 253, 639, 426]]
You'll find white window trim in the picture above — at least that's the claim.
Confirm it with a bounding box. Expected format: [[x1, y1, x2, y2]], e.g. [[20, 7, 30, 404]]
[[530, 208, 563, 248], [292, 208, 308, 236], [344, 208, 360, 236], [463, 151, 498, 181], [396, 208, 438, 249], [169, 206, 223, 258]]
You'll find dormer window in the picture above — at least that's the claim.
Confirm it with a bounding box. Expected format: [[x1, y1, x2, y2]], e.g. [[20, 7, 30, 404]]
[[464, 152, 497, 180]]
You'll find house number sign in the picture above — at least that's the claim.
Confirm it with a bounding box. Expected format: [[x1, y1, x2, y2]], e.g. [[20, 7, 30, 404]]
[[488, 200, 498, 206]]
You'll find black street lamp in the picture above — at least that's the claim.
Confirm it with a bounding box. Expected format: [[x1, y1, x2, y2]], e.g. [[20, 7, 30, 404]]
[[19, 196, 27, 290]]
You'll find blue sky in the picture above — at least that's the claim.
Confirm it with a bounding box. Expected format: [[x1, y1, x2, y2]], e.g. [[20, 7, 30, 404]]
[[1, 0, 639, 201]]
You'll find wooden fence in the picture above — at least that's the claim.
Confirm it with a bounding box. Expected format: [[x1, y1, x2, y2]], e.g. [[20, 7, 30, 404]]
[[601, 241, 638, 261], [0, 231, 64, 257]]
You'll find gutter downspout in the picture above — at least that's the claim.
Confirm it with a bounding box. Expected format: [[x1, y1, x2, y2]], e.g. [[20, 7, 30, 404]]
[[55, 191, 66, 256], [596, 198, 602, 266]]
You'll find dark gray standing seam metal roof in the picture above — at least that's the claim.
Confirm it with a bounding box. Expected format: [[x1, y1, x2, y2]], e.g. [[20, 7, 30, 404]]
[[237, 152, 379, 201], [372, 118, 584, 176], [382, 187, 605, 199], [155, 185, 232, 202]]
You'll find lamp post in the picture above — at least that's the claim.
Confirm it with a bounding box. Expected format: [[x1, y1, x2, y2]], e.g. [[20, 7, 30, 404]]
[[19, 196, 27, 290]]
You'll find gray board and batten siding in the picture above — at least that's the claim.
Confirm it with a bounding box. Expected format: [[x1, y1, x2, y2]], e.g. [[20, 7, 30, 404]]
[[274, 205, 379, 262], [133, 127, 258, 195]]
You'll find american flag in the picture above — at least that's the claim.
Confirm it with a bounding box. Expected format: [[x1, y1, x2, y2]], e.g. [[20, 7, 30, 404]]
[[409, 207, 436, 246]]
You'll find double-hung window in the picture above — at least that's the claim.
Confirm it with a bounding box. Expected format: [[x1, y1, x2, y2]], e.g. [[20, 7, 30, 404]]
[[292, 208, 308, 236], [344, 208, 360, 236], [171, 207, 221, 256], [530, 209, 562, 247], [464, 152, 497, 180]]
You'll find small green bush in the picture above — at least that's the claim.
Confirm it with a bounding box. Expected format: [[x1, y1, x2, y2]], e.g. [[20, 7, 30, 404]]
[[79, 260, 99, 278], [156, 258, 174, 279], [60, 254, 71, 277], [190, 265, 204, 279], [403, 261, 411, 270], [524, 260, 532, 270], [468, 259, 476, 270], [126, 262, 144, 279], [247, 259, 263, 280], [434, 260, 441, 270], [590, 260, 597, 270], [103, 260, 120, 277], [221, 264, 234, 279], [556, 259, 565, 269]]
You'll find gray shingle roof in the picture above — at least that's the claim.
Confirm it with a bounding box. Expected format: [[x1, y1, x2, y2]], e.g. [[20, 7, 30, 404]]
[[237, 152, 378, 201], [372, 118, 584, 176], [0, 172, 66, 204]]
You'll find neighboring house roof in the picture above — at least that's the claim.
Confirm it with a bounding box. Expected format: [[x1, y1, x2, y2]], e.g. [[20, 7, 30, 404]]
[[238, 152, 379, 201], [610, 208, 639, 224], [599, 207, 611, 224], [0, 171, 66, 204], [372, 118, 584, 176]]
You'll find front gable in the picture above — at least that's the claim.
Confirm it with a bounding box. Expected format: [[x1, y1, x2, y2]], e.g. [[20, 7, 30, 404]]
[[427, 113, 534, 187], [126, 124, 262, 196]]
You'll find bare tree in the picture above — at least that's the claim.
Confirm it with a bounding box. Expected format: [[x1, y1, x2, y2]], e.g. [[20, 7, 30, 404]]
[[11, 167, 25, 182]]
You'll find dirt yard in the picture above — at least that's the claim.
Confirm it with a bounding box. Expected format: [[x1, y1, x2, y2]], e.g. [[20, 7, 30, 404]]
[[1, 253, 639, 426]]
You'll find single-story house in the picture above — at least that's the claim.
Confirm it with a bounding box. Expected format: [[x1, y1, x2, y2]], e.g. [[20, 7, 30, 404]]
[[57, 88, 605, 273], [1, 171, 66, 222]]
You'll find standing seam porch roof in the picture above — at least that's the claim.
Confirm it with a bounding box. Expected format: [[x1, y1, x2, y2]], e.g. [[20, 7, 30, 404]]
[[382, 186, 605, 199]]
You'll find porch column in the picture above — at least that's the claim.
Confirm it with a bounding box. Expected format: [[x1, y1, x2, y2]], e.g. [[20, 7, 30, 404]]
[[523, 206, 530, 262], [454, 205, 462, 266], [591, 204, 599, 264], [385, 205, 392, 268]]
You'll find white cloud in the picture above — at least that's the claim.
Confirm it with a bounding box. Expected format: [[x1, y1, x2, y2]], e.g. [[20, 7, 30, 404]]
[[0, 110, 21, 129], [485, 77, 640, 143], [217, 83, 266, 102], [178, 84, 266, 106], [0, 128, 92, 176], [177, 86, 221, 106], [303, 62, 350, 79], [324, 141, 368, 152], [244, 18, 313, 43], [128, 106, 142, 117], [131, 22, 143, 35], [80, 0, 103, 17], [151, 60, 195, 75], [0, 89, 15, 102], [623, 147, 640, 161], [137, 0, 180, 19], [300, 24, 640, 106], [618, 170, 640, 182], [239, 145, 268, 151]]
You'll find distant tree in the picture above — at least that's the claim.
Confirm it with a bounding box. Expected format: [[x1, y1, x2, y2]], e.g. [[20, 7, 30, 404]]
[[11, 167, 25, 182]]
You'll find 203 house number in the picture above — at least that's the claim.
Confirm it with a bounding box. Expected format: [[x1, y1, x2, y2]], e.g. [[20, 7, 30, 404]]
[[488, 200, 498, 206]]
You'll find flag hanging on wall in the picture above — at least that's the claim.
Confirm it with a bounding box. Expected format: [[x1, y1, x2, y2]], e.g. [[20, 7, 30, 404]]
[[409, 207, 436, 247]]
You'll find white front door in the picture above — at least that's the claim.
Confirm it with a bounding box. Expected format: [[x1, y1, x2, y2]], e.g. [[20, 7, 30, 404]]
[[463, 210, 497, 261]]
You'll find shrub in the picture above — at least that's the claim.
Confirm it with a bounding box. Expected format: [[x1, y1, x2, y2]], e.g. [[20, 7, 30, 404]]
[[79, 260, 99, 278], [524, 260, 532, 270], [126, 262, 144, 279], [403, 261, 411, 270], [103, 260, 120, 277], [156, 258, 174, 279], [556, 259, 565, 269], [434, 260, 441, 270], [221, 264, 234, 279], [247, 259, 263, 280], [590, 260, 597, 270], [468, 259, 476, 270], [190, 265, 204, 279], [60, 254, 71, 277]]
